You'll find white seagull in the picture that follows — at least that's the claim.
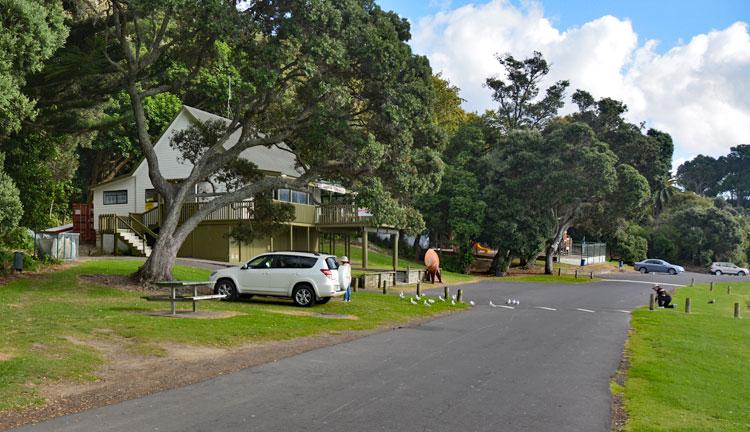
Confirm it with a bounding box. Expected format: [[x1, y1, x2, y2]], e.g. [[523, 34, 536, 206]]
[[451, 300, 456, 305], [399, 291, 405, 299], [469, 300, 476, 306], [489, 301, 498, 308], [410, 298, 418, 305], [428, 299, 435, 304], [438, 295, 446, 302], [415, 294, 421, 301], [423, 300, 431, 307]]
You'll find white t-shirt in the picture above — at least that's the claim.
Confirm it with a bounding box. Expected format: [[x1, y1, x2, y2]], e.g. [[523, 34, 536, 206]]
[[338, 263, 352, 289]]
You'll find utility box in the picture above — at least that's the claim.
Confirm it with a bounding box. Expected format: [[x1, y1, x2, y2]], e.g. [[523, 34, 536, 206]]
[[13, 252, 23, 272]]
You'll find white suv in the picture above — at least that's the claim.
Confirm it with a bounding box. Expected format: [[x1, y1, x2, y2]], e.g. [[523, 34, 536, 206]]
[[710, 262, 748, 276], [209, 252, 343, 307]]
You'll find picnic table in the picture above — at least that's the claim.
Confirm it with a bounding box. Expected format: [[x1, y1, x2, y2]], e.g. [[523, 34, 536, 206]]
[[144, 280, 225, 315]]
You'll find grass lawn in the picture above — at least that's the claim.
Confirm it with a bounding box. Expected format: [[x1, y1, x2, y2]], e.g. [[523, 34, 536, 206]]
[[0, 259, 464, 413], [623, 281, 750, 431]]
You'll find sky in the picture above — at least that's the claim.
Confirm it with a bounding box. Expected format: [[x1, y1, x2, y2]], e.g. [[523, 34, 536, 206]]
[[377, 0, 750, 167]]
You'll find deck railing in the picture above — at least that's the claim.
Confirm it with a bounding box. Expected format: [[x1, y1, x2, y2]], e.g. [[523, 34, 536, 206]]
[[315, 204, 373, 226], [178, 200, 254, 224]]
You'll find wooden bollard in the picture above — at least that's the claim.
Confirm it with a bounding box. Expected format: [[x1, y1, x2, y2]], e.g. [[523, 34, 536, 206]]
[[393, 272, 397, 286], [649, 293, 655, 310], [710, 281, 714, 291], [734, 302, 741, 319], [690, 277, 695, 287], [557, 268, 561, 276], [416, 281, 421, 296], [353, 277, 359, 292], [685, 297, 691, 314], [444, 286, 449, 300], [575, 270, 578, 279], [378, 273, 382, 289], [589, 271, 593, 279], [382, 279, 387, 294], [727, 285, 731, 295], [456, 289, 463, 303]]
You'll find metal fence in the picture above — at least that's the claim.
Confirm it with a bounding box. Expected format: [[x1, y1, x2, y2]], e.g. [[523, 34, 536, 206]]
[[560, 242, 607, 265]]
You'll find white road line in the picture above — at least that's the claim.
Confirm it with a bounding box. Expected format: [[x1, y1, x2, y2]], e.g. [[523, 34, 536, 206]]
[[616, 310, 631, 314], [604, 279, 685, 287], [498, 305, 515, 309], [536, 306, 557, 311], [576, 308, 595, 313]]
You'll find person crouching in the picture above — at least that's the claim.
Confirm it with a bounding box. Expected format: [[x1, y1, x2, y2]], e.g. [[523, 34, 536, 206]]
[[653, 285, 675, 308]]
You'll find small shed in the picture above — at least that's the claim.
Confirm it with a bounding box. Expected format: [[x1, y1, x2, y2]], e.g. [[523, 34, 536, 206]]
[[35, 224, 80, 261]]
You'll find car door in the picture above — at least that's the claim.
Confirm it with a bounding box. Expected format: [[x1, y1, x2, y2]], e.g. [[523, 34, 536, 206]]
[[238, 255, 273, 294], [267, 255, 297, 295], [654, 260, 668, 273]]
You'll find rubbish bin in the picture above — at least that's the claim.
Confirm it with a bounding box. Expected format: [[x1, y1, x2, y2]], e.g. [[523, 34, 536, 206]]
[[580, 258, 587, 267], [13, 252, 24, 272]]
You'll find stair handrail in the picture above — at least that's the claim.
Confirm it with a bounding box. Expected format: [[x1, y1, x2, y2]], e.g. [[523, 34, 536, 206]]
[[114, 215, 149, 254], [127, 214, 159, 240]]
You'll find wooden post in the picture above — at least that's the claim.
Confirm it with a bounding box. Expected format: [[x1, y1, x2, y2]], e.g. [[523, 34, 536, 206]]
[[392, 231, 399, 272], [690, 277, 694, 287], [557, 268, 561, 276], [710, 281, 714, 291], [416, 281, 421, 296], [307, 226, 310, 252], [353, 277, 359, 292], [589, 271, 593, 279], [734, 302, 741, 319], [685, 297, 691, 313], [727, 285, 731, 295], [393, 272, 397, 286], [575, 270, 578, 279], [289, 224, 294, 249], [444, 286, 449, 300], [649, 293, 655, 311], [362, 228, 369, 269], [378, 273, 382, 291], [456, 289, 463, 303], [382, 280, 387, 294]]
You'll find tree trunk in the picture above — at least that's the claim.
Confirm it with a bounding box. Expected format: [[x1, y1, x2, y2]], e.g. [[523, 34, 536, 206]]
[[544, 223, 570, 274], [413, 233, 423, 261], [135, 235, 180, 283], [490, 249, 511, 276], [524, 251, 541, 269], [519, 257, 527, 267]]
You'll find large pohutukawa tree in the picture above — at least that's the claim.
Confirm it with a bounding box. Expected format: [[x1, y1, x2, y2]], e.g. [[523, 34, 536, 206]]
[[94, 0, 440, 282]]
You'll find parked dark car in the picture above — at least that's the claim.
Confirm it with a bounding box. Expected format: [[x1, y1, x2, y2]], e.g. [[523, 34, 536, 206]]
[[634, 259, 685, 275]]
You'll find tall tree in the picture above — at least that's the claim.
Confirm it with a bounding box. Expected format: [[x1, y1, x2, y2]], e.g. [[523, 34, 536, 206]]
[[0, 0, 68, 136], [722, 144, 750, 208], [97, 0, 441, 281], [675, 154, 723, 197], [485, 51, 569, 132]]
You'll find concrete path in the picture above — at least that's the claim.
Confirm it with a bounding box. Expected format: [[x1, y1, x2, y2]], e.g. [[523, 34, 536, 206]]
[[12, 276, 683, 432]]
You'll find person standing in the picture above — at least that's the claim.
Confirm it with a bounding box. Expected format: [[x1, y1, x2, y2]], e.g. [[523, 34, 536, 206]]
[[339, 256, 352, 302]]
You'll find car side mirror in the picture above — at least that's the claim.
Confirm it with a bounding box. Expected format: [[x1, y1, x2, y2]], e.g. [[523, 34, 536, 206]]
[[241, 264, 248, 270]]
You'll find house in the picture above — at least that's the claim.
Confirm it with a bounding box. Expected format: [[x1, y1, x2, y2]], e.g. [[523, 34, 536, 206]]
[[91, 106, 398, 268]]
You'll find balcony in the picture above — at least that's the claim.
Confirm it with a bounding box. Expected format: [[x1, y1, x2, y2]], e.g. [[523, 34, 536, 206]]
[[315, 204, 374, 227]]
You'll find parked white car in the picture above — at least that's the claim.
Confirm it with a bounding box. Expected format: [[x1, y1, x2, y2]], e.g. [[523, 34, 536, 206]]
[[710, 262, 748, 276], [209, 252, 343, 307]]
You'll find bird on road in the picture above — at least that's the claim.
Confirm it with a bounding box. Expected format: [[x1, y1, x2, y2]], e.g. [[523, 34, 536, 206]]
[[489, 301, 498, 308], [469, 300, 476, 306]]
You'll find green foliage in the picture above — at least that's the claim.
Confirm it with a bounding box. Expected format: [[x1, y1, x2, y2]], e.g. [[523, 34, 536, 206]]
[[653, 204, 745, 265], [611, 222, 648, 263], [2, 131, 77, 229], [676, 154, 724, 196], [485, 51, 569, 131], [0, 152, 23, 239], [0, 0, 68, 135]]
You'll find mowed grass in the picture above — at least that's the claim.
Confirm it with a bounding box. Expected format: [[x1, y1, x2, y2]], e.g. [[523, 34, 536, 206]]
[[0, 259, 464, 412], [624, 281, 750, 431]]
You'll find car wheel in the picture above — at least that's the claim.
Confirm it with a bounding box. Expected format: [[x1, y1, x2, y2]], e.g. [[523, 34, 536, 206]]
[[738, 271, 746, 277], [714, 270, 722, 276], [669, 268, 677, 275], [316, 297, 331, 304], [639, 267, 648, 274], [292, 284, 315, 307], [215, 278, 238, 301]]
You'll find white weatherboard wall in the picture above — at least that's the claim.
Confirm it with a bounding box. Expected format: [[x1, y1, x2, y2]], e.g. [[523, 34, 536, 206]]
[[92, 177, 136, 229]]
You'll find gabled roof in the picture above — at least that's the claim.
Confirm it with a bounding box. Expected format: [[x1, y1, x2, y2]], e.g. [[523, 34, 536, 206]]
[[94, 105, 303, 190], [182, 106, 304, 178]]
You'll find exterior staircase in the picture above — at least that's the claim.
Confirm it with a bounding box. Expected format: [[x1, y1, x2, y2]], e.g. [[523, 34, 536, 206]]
[[116, 229, 152, 257]]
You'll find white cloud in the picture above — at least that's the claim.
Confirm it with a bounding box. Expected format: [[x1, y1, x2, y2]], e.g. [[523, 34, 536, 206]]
[[410, 0, 750, 162]]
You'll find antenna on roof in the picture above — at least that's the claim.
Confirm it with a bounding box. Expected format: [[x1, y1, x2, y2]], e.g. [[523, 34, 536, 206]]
[[227, 76, 232, 118]]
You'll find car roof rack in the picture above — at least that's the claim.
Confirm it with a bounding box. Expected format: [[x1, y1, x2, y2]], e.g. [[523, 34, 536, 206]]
[[270, 250, 321, 256]]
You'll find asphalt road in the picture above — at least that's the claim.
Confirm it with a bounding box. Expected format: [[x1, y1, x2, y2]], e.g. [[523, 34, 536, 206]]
[[13, 272, 713, 432]]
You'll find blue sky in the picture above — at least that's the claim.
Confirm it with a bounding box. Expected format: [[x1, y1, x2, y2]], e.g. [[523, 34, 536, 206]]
[[377, 0, 750, 163], [379, 0, 750, 52]]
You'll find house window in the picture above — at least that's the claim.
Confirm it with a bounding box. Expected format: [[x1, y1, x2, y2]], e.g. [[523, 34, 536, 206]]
[[275, 188, 310, 204], [103, 190, 128, 205], [145, 189, 158, 203]]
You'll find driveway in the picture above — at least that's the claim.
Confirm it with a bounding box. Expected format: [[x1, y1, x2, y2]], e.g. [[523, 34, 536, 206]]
[[13, 278, 660, 432]]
